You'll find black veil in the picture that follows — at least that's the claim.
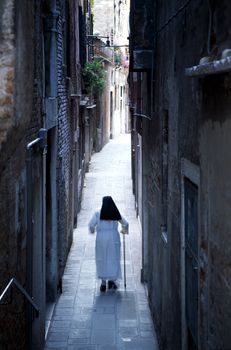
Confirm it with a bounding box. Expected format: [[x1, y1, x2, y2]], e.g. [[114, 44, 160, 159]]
[[100, 196, 122, 221]]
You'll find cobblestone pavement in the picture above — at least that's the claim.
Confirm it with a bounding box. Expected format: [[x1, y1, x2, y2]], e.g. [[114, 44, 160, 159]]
[[44, 134, 159, 350]]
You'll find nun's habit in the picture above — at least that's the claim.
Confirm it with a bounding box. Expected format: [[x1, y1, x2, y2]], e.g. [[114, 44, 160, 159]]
[[88, 196, 129, 282]]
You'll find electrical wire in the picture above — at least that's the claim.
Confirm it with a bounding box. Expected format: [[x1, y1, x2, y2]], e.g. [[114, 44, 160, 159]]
[[155, 0, 193, 37]]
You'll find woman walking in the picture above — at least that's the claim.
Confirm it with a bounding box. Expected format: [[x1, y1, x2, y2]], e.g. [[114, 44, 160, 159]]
[[88, 196, 129, 292]]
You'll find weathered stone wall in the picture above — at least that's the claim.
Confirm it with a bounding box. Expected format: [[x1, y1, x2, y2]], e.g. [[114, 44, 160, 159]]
[[132, 0, 231, 349], [199, 73, 231, 349], [0, 0, 41, 348], [0, 0, 15, 146], [0, 0, 82, 348]]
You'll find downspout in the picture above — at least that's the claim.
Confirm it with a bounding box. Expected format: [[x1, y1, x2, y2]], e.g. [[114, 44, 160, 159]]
[[40, 129, 47, 330], [26, 128, 47, 350]]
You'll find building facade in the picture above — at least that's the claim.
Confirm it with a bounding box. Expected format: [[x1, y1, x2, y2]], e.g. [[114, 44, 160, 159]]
[[0, 1, 92, 349], [129, 1, 231, 349], [93, 0, 130, 138]]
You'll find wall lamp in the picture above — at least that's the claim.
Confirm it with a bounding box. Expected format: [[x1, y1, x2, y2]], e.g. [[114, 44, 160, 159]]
[[87, 35, 111, 47]]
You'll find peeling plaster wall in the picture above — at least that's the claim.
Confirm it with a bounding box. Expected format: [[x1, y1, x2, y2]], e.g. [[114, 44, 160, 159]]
[[199, 74, 231, 349], [133, 0, 231, 349], [0, 0, 15, 146], [0, 0, 38, 348], [93, 0, 113, 38]]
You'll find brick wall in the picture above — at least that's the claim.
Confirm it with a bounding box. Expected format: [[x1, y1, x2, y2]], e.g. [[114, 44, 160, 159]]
[[56, 0, 74, 272]]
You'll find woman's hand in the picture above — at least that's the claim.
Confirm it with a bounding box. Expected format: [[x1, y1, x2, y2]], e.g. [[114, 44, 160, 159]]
[[120, 228, 128, 234]]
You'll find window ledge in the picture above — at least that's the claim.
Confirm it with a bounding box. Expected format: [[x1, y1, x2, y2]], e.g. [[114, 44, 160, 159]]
[[185, 55, 231, 78]]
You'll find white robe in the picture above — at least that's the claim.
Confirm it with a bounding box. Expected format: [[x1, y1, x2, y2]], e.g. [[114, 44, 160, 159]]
[[88, 211, 129, 280]]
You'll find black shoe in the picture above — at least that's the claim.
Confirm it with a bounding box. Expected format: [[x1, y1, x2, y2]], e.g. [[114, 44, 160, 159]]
[[100, 284, 106, 292], [108, 280, 117, 290]]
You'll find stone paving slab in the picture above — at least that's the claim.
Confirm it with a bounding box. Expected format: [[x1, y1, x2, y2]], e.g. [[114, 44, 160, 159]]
[[44, 134, 159, 350]]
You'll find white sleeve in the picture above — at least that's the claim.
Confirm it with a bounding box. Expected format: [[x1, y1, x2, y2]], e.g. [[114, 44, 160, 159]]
[[119, 216, 129, 234], [88, 212, 99, 233]]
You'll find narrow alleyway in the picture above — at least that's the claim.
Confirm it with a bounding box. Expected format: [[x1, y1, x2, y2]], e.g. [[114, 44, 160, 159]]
[[44, 134, 159, 350]]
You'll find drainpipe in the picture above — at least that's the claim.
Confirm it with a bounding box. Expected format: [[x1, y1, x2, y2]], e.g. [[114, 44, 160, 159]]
[[26, 128, 47, 349], [40, 129, 47, 328]]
